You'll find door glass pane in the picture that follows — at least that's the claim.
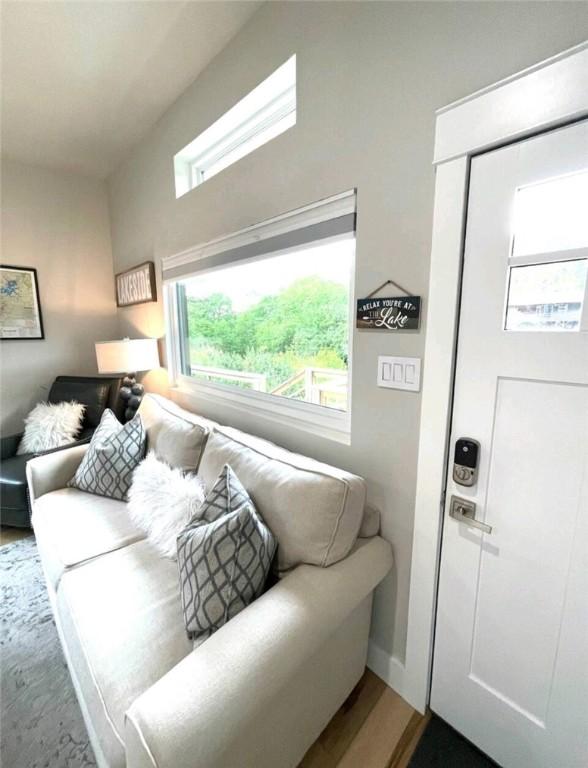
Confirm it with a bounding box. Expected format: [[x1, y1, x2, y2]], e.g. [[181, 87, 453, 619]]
[[505, 259, 587, 332], [513, 170, 588, 257]]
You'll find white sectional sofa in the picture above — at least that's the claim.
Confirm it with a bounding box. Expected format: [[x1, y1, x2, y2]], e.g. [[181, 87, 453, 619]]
[[27, 394, 393, 768]]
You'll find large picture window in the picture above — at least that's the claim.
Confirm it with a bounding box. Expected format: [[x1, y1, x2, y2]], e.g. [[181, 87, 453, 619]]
[[163, 191, 356, 443], [176, 237, 353, 411]]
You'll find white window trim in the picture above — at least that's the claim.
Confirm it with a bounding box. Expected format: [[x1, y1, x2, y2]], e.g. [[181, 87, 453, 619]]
[[190, 85, 296, 186], [163, 192, 356, 445], [171, 373, 352, 445], [174, 55, 296, 197]]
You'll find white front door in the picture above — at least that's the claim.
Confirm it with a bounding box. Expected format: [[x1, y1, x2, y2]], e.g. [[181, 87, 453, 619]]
[[431, 120, 588, 768]]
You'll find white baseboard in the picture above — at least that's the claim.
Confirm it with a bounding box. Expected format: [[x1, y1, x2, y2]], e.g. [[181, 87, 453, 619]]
[[367, 639, 407, 699]]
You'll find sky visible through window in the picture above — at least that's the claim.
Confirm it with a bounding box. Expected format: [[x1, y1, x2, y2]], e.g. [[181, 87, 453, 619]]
[[185, 238, 353, 310], [513, 169, 588, 257]]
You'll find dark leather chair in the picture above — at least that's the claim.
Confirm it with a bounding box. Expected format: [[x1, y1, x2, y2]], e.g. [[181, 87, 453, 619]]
[[0, 376, 123, 529]]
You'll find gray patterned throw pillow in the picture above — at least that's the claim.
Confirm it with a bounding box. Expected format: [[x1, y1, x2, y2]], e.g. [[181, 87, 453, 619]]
[[177, 465, 276, 643], [68, 409, 146, 501]]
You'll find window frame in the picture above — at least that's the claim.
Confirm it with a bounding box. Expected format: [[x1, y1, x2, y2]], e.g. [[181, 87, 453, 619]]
[[174, 56, 296, 197], [163, 199, 356, 445], [189, 84, 296, 187]]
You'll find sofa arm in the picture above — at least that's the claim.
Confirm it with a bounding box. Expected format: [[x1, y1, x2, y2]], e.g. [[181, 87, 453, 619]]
[[1, 433, 22, 460], [26, 443, 89, 503], [125, 536, 392, 768]]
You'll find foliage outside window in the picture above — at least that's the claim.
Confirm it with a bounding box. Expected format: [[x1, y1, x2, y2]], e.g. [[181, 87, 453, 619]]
[[177, 237, 354, 412]]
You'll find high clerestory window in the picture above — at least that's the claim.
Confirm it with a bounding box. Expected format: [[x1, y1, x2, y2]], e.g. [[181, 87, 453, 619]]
[[174, 56, 296, 198]]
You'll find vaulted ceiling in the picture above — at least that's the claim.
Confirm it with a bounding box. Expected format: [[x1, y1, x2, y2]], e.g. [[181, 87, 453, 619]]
[[1, 1, 262, 178]]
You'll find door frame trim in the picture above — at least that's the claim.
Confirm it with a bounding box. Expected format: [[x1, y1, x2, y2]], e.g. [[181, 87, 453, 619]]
[[403, 40, 588, 713]]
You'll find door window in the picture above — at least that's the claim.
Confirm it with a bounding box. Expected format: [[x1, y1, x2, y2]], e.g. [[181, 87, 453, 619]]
[[505, 259, 587, 332], [512, 169, 588, 257], [505, 169, 588, 332]]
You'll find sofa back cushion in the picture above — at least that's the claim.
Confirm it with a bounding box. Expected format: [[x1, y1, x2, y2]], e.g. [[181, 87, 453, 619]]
[[137, 394, 215, 472], [198, 426, 366, 572]]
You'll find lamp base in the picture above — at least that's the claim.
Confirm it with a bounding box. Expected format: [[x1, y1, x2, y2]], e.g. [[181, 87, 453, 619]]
[[119, 373, 145, 422]]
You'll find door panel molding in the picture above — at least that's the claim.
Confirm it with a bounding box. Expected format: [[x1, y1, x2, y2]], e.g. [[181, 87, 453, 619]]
[[403, 40, 588, 714], [467, 377, 586, 726]]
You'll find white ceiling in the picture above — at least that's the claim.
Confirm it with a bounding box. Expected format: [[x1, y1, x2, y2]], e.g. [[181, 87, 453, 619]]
[[1, 1, 262, 179]]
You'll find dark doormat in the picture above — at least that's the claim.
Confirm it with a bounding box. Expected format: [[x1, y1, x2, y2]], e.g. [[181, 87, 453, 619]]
[[408, 714, 499, 768]]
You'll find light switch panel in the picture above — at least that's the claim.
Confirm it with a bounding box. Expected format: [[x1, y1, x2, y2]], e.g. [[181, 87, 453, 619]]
[[377, 356, 421, 392]]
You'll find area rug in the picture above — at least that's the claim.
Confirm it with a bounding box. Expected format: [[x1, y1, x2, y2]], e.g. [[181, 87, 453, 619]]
[[1, 537, 97, 768]]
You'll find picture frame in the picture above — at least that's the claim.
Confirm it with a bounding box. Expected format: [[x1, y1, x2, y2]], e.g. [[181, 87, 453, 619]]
[[115, 261, 157, 307], [0, 264, 45, 340]]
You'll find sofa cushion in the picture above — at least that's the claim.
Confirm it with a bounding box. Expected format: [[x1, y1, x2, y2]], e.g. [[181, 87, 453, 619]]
[[359, 504, 380, 538], [17, 401, 86, 455], [68, 411, 146, 501], [198, 427, 366, 571], [177, 465, 276, 643], [137, 394, 215, 471], [32, 488, 145, 589], [56, 540, 192, 768], [127, 452, 205, 559]]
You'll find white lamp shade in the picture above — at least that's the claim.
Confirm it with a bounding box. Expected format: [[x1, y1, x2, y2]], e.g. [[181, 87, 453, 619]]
[[95, 338, 159, 374]]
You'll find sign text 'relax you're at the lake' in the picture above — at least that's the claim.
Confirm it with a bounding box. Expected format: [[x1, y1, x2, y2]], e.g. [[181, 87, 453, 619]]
[[356, 296, 421, 331]]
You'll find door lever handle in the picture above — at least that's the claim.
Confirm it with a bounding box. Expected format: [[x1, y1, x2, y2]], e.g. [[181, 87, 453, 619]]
[[449, 495, 492, 534]]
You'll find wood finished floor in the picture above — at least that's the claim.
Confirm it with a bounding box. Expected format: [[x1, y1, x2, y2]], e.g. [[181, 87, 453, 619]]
[[300, 669, 429, 768], [1, 528, 427, 766]]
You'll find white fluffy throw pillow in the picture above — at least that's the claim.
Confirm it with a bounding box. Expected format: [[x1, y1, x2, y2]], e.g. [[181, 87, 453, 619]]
[[127, 452, 206, 559], [17, 401, 85, 455]]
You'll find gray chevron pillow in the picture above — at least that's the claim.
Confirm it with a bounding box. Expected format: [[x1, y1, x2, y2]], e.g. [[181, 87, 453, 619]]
[[68, 409, 146, 501], [177, 464, 276, 643]]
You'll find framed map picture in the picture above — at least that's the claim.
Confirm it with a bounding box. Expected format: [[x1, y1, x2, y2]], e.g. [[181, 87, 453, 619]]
[[0, 265, 45, 340]]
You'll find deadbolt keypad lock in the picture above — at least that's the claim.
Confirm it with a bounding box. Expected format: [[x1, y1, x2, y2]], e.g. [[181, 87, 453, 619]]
[[453, 438, 480, 487]]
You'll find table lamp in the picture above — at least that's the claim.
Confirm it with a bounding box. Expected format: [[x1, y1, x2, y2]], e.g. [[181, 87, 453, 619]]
[[95, 337, 159, 421]]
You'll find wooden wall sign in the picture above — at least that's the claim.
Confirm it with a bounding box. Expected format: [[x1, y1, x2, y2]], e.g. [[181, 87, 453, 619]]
[[115, 261, 157, 307], [357, 295, 421, 330]]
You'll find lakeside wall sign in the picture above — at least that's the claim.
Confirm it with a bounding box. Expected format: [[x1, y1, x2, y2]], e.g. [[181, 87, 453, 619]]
[[357, 293, 421, 331], [115, 261, 157, 307]]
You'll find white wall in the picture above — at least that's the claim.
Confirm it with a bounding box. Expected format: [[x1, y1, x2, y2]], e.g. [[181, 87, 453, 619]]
[[107, 1, 588, 689], [1, 159, 119, 434]]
